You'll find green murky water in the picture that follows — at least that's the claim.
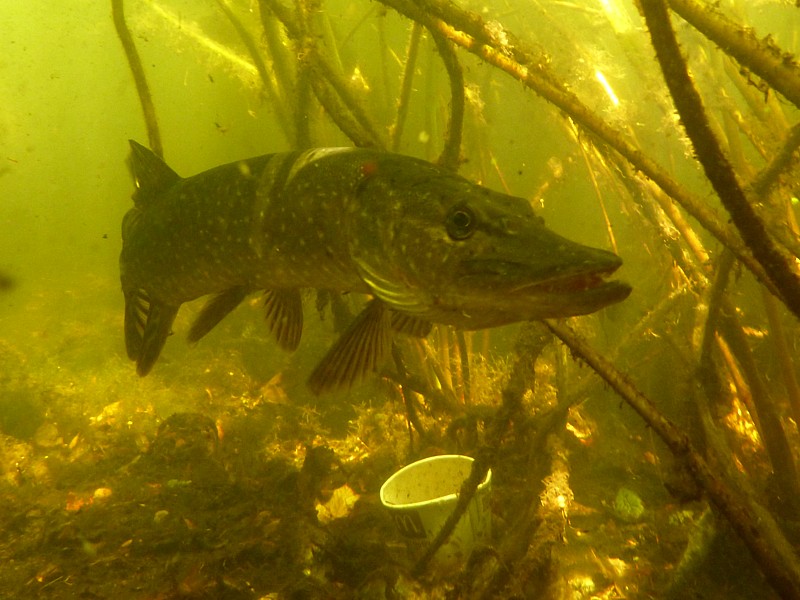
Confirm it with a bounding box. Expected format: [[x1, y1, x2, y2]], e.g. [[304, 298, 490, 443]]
[[1, 0, 799, 597]]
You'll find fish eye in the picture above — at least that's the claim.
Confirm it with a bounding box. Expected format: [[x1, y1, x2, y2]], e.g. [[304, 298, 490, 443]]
[[446, 204, 475, 240]]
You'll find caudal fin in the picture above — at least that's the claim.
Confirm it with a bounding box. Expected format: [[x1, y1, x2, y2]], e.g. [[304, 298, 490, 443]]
[[124, 289, 179, 376]]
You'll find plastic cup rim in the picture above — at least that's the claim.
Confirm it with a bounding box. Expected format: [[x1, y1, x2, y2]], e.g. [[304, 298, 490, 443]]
[[379, 454, 492, 510]]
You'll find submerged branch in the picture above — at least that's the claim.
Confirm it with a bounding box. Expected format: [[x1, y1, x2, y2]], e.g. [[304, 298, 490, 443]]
[[306, 49, 386, 148], [717, 302, 800, 508], [412, 324, 550, 577], [376, 0, 781, 300], [750, 120, 800, 199], [762, 288, 800, 427], [112, 0, 162, 157], [391, 23, 423, 152], [216, 0, 293, 144], [429, 31, 464, 171], [545, 319, 800, 600], [669, 0, 800, 110], [259, 0, 385, 148], [640, 0, 800, 320]]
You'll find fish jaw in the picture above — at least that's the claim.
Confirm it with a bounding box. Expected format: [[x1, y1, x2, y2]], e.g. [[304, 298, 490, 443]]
[[448, 254, 631, 328], [447, 232, 631, 321]]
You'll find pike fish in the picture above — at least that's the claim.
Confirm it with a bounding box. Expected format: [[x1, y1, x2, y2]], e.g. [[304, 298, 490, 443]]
[[120, 141, 630, 393]]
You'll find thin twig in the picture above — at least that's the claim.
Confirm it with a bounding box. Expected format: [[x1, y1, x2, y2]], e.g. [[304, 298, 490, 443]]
[[391, 342, 427, 441], [578, 143, 617, 254], [421, 337, 459, 408], [391, 23, 423, 151], [217, 0, 293, 144], [456, 330, 471, 405]]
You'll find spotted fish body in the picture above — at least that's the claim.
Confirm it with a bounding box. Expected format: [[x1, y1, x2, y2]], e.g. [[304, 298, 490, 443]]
[[121, 141, 630, 392]]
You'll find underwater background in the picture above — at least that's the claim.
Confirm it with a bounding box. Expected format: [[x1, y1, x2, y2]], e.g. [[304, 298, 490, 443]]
[[1, 0, 800, 598]]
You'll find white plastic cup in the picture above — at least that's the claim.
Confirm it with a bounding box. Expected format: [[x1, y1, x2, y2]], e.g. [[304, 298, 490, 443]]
[[379, 454, 492, 570]]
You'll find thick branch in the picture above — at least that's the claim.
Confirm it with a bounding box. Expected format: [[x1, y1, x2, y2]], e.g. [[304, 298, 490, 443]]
[[376, 0, 782, 301], [112, 0, 162, 157], [640, 0, 800, 320], [545, 319, 800, 600], [669, 0, 800, 110]]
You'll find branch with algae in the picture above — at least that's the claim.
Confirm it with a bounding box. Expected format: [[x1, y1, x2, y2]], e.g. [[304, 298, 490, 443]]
[[259, 0, 385, 148], [411, 324, 550, 577], [639, 0, 800, 321], [375, 0, 781, 302], [215, 0, 293, 145], [545, 319, 800, 600], [669, 0, 800, 110]]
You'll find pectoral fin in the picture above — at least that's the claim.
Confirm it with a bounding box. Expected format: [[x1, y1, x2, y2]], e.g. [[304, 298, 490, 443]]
[[390, 311, 433, 338], [308, 299, 393, 395]]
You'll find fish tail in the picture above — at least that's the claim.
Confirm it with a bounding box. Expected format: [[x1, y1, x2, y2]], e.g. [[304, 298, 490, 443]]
[[124, 289, 179, 376]]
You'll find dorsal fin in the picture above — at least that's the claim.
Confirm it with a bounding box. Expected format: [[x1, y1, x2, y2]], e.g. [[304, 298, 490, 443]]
[[128, 140, 180, 208]]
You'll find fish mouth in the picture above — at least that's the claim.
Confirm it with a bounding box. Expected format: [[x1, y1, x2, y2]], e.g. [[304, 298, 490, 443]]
[[458, 256, 631, 319], [519, 269, 632, 314], [511, 264, 630, 298]]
